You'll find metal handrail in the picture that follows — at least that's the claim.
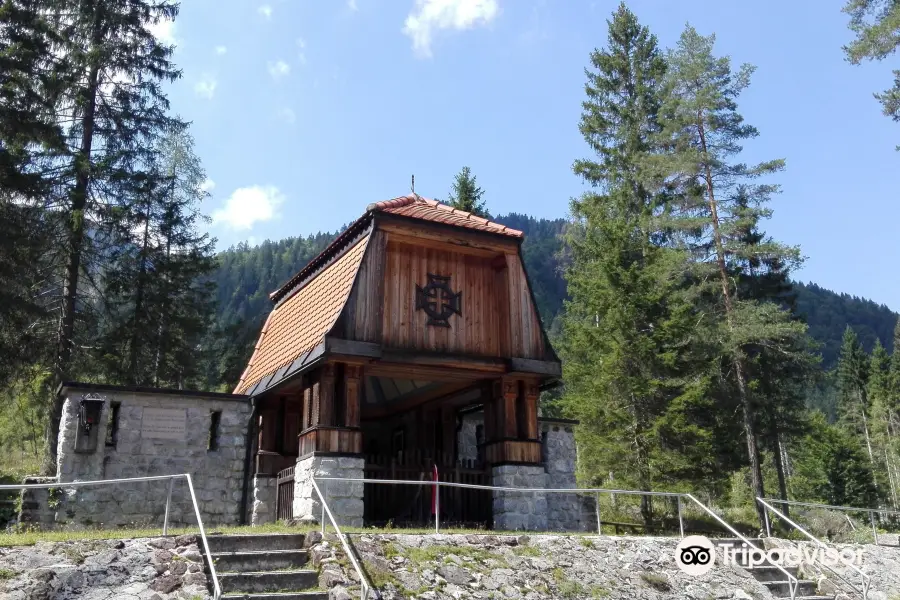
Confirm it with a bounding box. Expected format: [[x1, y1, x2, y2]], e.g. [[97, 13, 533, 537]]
[[312, 478, 799, 599], [684, 494, 798, 600], [760, 496, 900, 545], [314, 476, 689, 536], [758, 498, 869, 600], [310, 477, 374, 600], [0, 473, 222, 599]]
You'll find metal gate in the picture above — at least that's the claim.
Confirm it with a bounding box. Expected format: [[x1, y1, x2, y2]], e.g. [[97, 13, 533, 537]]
[[363, 451, 491, 528], [275, 466, 295, 521]]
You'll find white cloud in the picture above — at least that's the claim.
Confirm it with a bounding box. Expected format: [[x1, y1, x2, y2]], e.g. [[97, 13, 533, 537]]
[[403, 0, 499, 58], [276, 108, 297, 124], [201, 178, 216, 193], [348, 0, 358, 11], [194, 74, 217, 99], [213, 186, 284, 231], [267, 60, 291, 79], [296, 38, 307, 64], [258, 4, 272, 18], [215, 45, 227, 55], [148, 18, 177, 46]]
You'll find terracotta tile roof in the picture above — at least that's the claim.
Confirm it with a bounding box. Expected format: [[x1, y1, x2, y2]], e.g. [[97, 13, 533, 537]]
[[367, 195, 523, 238], [234, 235, 370, 395]]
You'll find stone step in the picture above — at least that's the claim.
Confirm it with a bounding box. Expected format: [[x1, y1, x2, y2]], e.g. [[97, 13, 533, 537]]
[[219, 570, 319, 594], [763, 579, 818, 598], [213, 550, 310, 573], [744, 565, 799, 582], [221, 594, 328, 600], [207, 533, 306, 554]]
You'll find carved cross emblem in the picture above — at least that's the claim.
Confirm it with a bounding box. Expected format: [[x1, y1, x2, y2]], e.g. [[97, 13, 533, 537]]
[[415, 274, 462, 327]]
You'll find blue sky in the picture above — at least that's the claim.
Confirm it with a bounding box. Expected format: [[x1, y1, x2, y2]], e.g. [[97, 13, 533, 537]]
[[157, 0, 899, 310]]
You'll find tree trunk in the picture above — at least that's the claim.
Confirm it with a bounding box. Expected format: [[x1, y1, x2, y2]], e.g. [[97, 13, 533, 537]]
[[129, 196, 152, 383], [773, 429, 790, 519], [859, 392, 879, 491], [697, 113, 767, 531], [630, 394, 653, 528], [43, 8, 103, 475]]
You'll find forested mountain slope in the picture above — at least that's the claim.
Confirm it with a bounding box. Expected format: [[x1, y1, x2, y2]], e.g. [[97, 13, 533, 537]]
[[209, 214, 897, 384]]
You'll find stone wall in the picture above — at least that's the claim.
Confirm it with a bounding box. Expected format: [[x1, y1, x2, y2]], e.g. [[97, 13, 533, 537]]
[[491, 464, 548, 531], [316, 533, 784, 600], [540, 421, 585, 531], [458, 413, 584, 531], [293, 455, 364, 527], [25, 384, 252, 529], [251, 475, 277, 526], [0, 535, 210, 600]]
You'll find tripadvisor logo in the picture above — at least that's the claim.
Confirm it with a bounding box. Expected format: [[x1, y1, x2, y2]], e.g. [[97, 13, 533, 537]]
[[675, 535, 866, 575], [675, 536, 716, 575]]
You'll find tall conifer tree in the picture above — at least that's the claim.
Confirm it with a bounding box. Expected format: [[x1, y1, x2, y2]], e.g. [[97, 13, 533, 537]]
[[95, 127, 215, 389], [562, 4, 708, 522], [39, 0, 184, 470], [650, 25, 807, 528]]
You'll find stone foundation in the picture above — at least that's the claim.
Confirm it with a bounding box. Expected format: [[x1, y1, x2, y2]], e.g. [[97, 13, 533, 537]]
[[491, 464, 548, 531], [251, 475, 277, 526], [293, 455, 364, 527], [541, 422, 585, 531]]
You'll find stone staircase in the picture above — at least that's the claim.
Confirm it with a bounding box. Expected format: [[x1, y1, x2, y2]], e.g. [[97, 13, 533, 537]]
[[716, 538, 833, 600], [206, 533, 327, 600]]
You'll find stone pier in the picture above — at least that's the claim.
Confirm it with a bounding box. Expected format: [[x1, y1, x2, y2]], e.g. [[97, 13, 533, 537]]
[[293, 455, 364, 527], [491, 464, 548, 531]]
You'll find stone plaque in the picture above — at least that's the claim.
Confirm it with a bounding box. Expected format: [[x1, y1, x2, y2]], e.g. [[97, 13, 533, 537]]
[[141, 408, 187, 440]]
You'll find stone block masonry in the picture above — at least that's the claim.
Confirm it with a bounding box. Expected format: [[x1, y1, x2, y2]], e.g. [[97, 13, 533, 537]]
[[541, 421, 586, 531], [251, 475, 277, 526], [293, 455, 364, 527], [24, 384, 252, 529], [491, 464, 548, 531]]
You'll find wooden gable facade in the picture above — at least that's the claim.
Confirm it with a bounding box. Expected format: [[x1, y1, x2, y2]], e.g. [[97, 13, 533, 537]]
[[237, 195, 560, 482]]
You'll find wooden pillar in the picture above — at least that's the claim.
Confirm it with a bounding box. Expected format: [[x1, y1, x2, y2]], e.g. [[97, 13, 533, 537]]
[[344, 365, 362, 428], [501, 378, 519, 439], [483, 376, 541, 465], [317, 363, 335, 427], [297, 361, 363, 457], [523, 381, 539, 441]]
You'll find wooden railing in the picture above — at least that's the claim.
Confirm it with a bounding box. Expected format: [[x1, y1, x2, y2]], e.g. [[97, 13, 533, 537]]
[[275, 465, 295, 521]]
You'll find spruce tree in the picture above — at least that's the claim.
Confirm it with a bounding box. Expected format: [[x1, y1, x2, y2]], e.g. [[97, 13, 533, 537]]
[[562, 4, 706, 523], [446, 166, 489, 217], [837, 326, 878, 485], [0, 0, 64, 385], [40, 0, 183, 470], [95, 126, 215, 389], [843, 0, 900, 133], [868, 339, 898, 505], [651, 25, 807, 528]]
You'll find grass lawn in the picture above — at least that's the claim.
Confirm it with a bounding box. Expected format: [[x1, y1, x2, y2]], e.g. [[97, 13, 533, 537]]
[[0, 522, 612, 548]]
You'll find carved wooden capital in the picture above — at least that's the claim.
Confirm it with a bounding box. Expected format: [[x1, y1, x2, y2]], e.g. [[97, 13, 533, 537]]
[[345, 364, 363, 380]]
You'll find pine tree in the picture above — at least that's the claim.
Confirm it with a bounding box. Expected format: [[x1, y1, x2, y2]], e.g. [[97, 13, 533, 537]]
[[562, 4, 709, 523], [651, 25, 807, 528], [843, 0, 900, 134], [40, 0, 184, 471], [446, 166, 488, 217]]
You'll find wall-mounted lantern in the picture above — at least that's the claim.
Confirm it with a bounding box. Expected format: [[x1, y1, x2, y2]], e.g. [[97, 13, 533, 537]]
[[75, 393, 106, 453]]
